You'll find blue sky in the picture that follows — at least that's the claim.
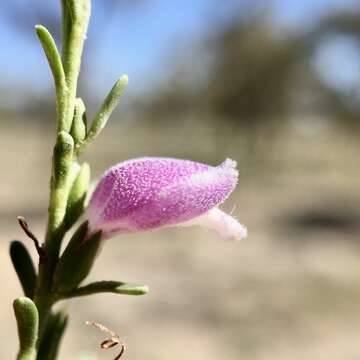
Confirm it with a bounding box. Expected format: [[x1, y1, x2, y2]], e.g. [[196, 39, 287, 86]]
[[0, 0, 359, 101]]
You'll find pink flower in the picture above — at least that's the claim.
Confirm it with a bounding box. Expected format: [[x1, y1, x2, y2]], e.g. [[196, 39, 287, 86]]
[[86, 157, 247, 240]]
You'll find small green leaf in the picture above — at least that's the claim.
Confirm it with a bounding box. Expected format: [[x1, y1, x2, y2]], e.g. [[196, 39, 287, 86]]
[[60, 281, 149, 299], [36, 310, 68, 360], [13, 297, 39, 360], [10, 241, 37, 299], [76, 75, 128, 155], [65, 162, 90, 229], [53, 223, 102, 292], [35, 25, 65, 90], [35, 24, 68, 132], [59, 221, 88, 257]]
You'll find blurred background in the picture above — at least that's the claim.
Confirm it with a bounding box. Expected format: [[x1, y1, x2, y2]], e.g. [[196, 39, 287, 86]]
[[1, 0, 360, 359]]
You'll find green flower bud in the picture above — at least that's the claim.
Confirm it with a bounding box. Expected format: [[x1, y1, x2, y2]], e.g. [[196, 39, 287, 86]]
[[70, 98, 87, 145]]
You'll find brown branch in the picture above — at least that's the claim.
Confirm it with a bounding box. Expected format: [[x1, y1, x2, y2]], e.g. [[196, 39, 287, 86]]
[[17, 216, 47, 263]]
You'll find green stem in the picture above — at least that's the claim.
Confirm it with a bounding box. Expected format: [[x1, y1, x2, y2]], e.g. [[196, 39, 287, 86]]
[[34, 0, 90, 338], [34, 132, 74, 332], [60, 0, 71, 61]]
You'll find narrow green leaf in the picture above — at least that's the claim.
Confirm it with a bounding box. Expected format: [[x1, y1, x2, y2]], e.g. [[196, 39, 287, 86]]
[[61, 281, 149, 299], [10, 241, 37, 299], [76, 75, 128, 155], [53, 224, 102, 292], [13, 297, 39, 360], [60, 221, 89, 257], [36, 311, 68, 360], [65, 162, 90, 229], [35, 25, 66, 90], [35, 24, 69, 132]]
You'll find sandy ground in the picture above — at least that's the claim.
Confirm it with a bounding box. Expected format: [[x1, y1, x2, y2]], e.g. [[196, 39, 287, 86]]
[[1, 119, 360, 359]]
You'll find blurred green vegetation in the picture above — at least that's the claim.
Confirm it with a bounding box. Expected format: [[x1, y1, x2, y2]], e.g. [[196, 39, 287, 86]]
[[139, 7, 360, 142], [2, 3, 360, 142]]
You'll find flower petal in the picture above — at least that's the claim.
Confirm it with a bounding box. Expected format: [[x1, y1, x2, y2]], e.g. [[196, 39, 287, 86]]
[[180, 207, 247, 241], [87, 157, 242, 239]]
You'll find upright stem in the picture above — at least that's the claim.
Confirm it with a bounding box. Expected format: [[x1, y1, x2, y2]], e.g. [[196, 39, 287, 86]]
[[34, 0, 91, 336], [35, 132, 74, 331]]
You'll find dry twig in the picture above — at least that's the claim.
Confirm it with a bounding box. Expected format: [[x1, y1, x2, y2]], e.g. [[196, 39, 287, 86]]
[[86, 321, 126, 359]]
